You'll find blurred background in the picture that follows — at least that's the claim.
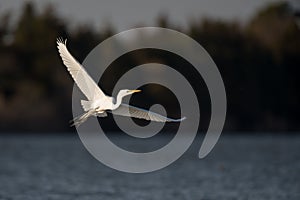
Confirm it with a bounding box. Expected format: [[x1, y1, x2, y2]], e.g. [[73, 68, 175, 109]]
[[0, 1, 300, 199], [0, 0, 299, 133]]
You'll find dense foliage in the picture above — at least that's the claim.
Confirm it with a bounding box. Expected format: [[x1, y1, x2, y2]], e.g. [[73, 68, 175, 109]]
[[0, 2, 299, 132]]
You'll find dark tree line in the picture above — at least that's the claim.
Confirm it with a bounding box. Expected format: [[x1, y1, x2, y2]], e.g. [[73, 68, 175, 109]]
[[0, 2, 299, 132]]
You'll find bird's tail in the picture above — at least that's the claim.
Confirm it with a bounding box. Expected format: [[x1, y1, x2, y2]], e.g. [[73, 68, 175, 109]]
[[81, 100, 93, 111], [70, 110, 94, 127]]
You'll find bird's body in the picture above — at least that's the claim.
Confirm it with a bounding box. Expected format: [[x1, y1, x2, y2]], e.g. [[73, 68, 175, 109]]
[[56, 38, 186, 126]]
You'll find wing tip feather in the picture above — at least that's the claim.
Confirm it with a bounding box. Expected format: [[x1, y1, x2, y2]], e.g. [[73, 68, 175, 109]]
[[181, 116, 187, 121], [168, 116, 186, 122], [56, 37, 67, 47]]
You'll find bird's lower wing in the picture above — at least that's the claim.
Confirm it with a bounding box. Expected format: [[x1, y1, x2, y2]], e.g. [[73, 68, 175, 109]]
[[57, 38, 106, 101], [111, 104, 186, 122]]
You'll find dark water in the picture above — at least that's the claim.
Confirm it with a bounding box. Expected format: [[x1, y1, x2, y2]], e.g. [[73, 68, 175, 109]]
[[0, 133, 299, 200]]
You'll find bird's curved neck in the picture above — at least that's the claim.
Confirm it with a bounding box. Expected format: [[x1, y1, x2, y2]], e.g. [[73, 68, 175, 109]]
[[111, 92, 123, 110]]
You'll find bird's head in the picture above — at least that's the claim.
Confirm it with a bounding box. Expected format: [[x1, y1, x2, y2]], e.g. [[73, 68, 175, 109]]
[[118, 89, 141, 98]]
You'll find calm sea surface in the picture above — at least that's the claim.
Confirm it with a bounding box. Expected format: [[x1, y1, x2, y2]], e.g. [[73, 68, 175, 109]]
[[0, 133, 299, 200]]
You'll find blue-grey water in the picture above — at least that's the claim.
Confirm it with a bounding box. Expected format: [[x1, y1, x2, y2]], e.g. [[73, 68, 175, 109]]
[[0, 133, 299, 200]]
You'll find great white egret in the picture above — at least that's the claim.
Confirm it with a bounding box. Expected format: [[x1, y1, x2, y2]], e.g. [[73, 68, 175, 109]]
[[56, 38, 186, 126]]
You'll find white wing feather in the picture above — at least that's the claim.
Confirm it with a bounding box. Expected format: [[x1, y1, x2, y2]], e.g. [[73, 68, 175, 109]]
[[112, 104, 186, 122], [56, 38, 106, 101]]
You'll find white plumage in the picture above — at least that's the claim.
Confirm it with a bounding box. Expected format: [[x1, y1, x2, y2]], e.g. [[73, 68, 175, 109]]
[[56, 38, 186, 126]]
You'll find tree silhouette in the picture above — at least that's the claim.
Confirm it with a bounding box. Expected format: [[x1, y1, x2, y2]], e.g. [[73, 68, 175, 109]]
[[0, 1, 299, 132]]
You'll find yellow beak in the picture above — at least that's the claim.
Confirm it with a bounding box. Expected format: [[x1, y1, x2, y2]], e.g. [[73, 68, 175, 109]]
[[131, 89, 141, 93]]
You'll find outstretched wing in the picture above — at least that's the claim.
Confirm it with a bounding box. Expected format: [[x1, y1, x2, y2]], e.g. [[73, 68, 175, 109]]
[[111, 104, 186, 122], [57, 38, 106, 101]]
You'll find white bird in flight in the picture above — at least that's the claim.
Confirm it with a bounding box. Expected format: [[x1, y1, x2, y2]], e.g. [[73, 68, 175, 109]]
[[56, 38, 186, 126]]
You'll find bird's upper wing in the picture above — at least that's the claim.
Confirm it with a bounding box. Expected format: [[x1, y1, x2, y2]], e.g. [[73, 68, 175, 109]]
[[57, 38, 106, 101], [111, 104, 186, 122]]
